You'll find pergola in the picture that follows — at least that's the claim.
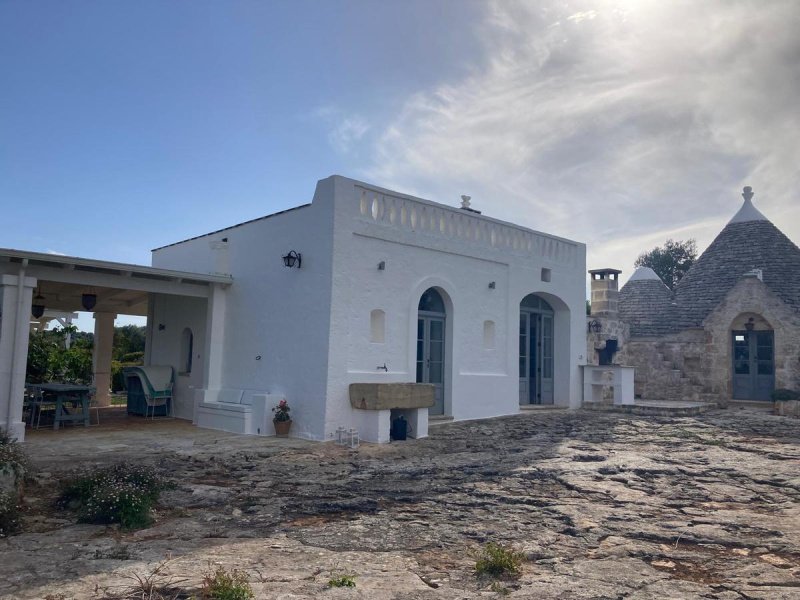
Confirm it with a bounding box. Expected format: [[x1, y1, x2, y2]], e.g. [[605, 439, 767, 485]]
[[0, 248, 232, 440]]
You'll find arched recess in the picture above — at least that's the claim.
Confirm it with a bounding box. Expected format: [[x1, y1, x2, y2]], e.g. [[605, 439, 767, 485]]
[[409, 279, 455, 417], [730, 312, 774, 401], [518, 292, 571, 406], [370, 309, 386, 343]]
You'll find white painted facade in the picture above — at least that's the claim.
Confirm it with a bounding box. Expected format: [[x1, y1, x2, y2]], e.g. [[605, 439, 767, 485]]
[[151, 175, 587, 442]]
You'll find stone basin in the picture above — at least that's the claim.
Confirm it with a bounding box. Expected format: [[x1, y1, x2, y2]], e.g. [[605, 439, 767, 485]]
[[349, 383, 435, 410]]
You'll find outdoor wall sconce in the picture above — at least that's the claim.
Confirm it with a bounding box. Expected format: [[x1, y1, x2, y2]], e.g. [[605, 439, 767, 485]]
[[587, 319, 602, 333], [31, 291, 45, 319], [488, 281, 496, 289], [745, 317, 755, 331], [282, 250, 302, 269], [158, 324, 166, 331], [377, 261, 386, 270], [81, 293, 97, 311]]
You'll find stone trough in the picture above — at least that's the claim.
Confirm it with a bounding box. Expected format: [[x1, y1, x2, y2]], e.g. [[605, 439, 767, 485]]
[[349, 383, 434, 442]]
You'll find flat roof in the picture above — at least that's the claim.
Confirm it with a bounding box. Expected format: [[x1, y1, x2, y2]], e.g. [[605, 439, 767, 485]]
[[0, 247, 232, 286], [151, 204, 311, 251]]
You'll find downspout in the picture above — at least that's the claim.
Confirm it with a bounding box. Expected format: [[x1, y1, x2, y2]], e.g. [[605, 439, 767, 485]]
[[7, 259, 28, 433]]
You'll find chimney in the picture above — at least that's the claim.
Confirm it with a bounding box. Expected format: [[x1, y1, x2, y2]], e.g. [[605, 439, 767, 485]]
[[589, 268, 622, 317], [460, 194, 481, 214]]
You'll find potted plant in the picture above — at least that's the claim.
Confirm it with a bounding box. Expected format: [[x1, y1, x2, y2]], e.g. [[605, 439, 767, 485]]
[[272, 399, 292, 437]]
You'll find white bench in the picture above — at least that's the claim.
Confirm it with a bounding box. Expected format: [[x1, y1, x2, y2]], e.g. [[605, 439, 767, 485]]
[[194, 389, 285, 436]]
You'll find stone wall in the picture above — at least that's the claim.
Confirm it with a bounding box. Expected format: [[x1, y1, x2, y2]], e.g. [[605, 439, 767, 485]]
[[703, 276, 800, 397], [585, 316, 629, 366], [594, 276, 800, 404]]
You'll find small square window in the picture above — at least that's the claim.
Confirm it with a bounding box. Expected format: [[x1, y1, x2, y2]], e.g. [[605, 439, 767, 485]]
[[541, 268, 552, 282]]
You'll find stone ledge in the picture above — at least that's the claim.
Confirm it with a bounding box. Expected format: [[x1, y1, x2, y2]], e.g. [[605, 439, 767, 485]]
[[349, 383, 435, 410]]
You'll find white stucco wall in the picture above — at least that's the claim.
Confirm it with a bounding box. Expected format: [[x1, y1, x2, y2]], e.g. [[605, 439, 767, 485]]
[[324, 176, 587, 440], [150, 175, 586, 442], [147, 294, 208, 420], [152, 198, 335, 440]]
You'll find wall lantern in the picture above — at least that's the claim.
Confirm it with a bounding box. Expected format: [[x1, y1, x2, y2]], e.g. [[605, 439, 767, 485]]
[[744, 317, 755, 331], [488, 281, 496, 289], [31, 290, 46, 319], [81, 293, 97, 311], [587, 319, 602, 333], [282, 250, 302, 269], [377, 261, 386, 271]]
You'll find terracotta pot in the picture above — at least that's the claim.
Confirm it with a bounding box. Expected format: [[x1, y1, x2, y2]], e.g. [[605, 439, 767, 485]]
[[274, 419, 292, 437]]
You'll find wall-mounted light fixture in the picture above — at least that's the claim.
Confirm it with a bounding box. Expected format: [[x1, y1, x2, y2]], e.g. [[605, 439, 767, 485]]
[[31, 290, 45, 319], [488, 281, 496, 289], [81, 293, 97, 311], [744, 317, 755, 331], [377, 261, 386, 271], [158, 323, 166, 331], [282, 250, 302, 269], [587, 319, 602, 333]]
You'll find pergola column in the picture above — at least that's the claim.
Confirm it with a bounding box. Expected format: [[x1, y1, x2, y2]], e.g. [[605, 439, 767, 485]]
[[92, 312, 117, 407], [203, 284, 227, 390], [0, 272, 37, 441]]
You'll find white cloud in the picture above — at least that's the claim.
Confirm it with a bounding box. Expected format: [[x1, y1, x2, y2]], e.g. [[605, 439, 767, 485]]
[[360, 0, 800, 278], [313, 106, 370, 153]]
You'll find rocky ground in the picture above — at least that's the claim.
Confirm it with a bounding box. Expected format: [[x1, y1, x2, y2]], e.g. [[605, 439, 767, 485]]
[[1, 408, 799, 599]]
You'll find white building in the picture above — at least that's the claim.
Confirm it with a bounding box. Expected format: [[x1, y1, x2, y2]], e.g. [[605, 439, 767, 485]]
[[1, 175, 587, 442]]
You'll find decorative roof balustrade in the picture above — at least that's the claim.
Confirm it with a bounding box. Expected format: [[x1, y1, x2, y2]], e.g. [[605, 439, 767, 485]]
[[353, 184, 579, 266]]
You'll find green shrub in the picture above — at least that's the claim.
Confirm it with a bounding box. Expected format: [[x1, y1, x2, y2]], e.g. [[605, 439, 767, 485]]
[[120, 351, 145, 363], [0, 491, 21, 537], [475, 542, 524, 578], [0, 428, 27, 538], [328, 574, 356, 588], [771, 388, 800, 401], [200, 566, 254, 600], [0, 428, 29, 480], [58, 463, 168, 530]]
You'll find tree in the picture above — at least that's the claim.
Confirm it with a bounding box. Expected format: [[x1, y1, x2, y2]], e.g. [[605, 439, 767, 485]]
[[112, 325, 146, 361], [634, 239, 697, 290], [26, 326, 93, 384]]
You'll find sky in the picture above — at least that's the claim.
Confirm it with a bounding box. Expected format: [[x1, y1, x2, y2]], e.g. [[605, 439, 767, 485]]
[[1, 0, 798, 331]]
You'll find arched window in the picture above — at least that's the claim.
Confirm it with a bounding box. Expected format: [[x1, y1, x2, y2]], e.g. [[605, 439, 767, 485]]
[[418, 288, 445, 313], [180, 328, 193, 374]]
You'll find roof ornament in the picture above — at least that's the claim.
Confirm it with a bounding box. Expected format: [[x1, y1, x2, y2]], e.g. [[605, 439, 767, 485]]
[[460, 194, 481, 214], [728, 185, 768, 224]]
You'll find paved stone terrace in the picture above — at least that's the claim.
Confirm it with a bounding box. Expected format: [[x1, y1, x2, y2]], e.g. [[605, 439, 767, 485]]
[[2, 407, 799, 599]]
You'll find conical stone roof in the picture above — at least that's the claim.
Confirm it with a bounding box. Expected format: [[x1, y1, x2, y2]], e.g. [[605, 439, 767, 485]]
[[620, 267, 675, 336], [671, 187, 800, 330]]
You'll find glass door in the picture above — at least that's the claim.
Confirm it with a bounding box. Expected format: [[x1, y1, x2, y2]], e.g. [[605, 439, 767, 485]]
[[417, 315, 445, 414], [732, 330, 774, 400]]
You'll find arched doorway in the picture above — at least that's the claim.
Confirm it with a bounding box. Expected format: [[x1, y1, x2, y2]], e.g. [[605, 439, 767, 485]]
[[732, 316, 775, 400], [519, 294, 554, 405], [417, 288, 446, 415]]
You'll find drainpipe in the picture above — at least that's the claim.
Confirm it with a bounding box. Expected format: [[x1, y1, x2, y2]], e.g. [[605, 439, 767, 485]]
[[7, 259, 28, 435]]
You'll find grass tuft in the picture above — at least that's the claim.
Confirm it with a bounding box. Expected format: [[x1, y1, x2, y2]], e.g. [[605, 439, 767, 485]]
[[200, 566, 255, 600], [475, 542, 524, 578], [327, 573, 356, 588]]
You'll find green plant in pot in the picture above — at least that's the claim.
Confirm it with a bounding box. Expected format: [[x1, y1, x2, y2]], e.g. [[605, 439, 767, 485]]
[[272, 399, 292, 437]]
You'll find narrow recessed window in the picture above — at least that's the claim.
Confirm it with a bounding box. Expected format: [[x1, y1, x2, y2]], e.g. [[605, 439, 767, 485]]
[[370, 309, 386, 343], [180, 328, 193, 374], [483, 320, 496, 349], [541, 268, 552, 282]]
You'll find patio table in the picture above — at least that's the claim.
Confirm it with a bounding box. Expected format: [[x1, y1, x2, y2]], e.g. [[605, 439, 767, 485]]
[[27, 383, 94, 430]]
